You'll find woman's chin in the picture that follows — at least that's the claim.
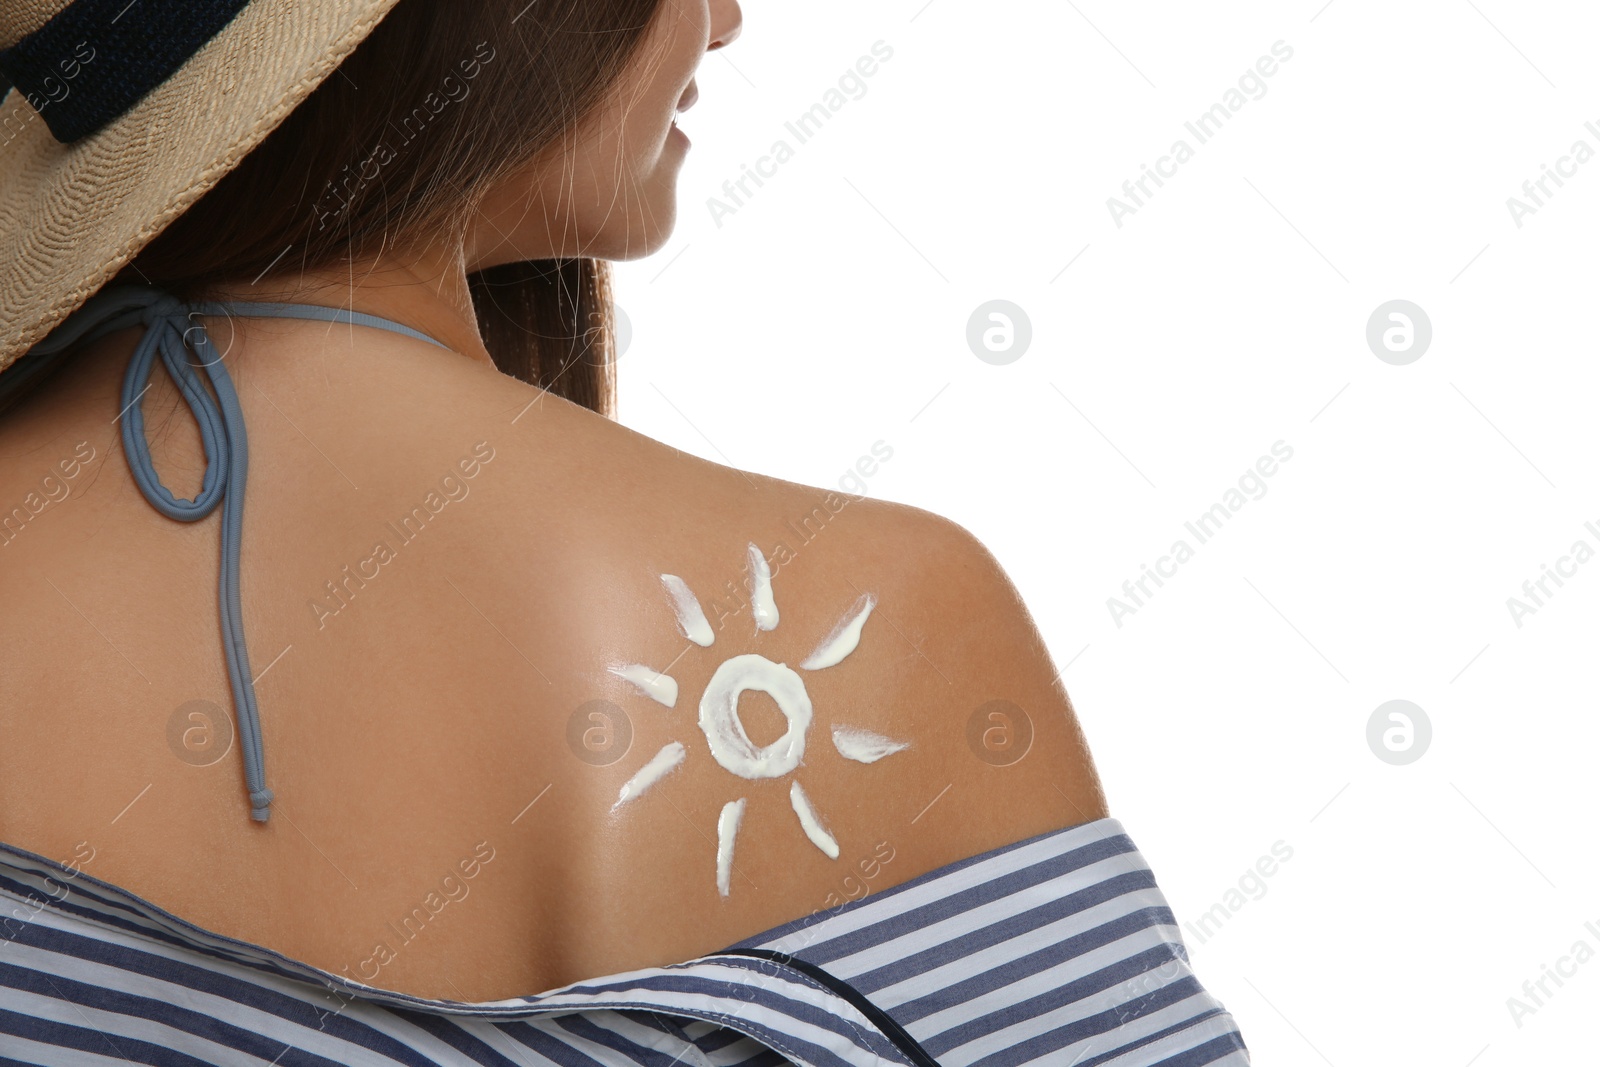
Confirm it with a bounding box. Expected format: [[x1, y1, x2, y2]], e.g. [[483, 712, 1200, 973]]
[[596, 192, 681, 262]]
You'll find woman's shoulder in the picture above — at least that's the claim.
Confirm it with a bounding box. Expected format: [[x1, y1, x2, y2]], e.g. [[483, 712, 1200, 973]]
[[453, 377, 1112, 985]]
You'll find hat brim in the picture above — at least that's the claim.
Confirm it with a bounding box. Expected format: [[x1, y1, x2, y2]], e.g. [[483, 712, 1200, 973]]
[[0, 0, 406, 371]]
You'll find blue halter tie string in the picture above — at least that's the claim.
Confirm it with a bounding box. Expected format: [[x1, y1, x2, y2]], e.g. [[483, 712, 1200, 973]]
[[26, 285, 450, 823]]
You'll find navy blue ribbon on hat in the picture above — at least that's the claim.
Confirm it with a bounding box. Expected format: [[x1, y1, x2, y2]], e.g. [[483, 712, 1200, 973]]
[[0, 0, 252, 143], [26, 284, 449, 823]]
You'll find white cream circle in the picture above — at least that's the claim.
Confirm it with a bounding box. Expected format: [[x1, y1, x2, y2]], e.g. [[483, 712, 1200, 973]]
[[698, 653, 812, 779]]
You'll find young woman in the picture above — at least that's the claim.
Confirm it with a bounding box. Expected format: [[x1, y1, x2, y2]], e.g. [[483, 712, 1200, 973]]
[[0, 0, 1249, 1063]]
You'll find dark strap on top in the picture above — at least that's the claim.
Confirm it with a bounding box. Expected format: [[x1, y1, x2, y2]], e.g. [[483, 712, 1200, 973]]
[[718, 948, 944, 1067], [0, 0, 253, 142], [25, 284, 449, 823]]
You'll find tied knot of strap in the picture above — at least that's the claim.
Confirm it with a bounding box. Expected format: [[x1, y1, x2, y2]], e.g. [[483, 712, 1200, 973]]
[[137, 293, 191, 329], [249, 787, 276, 822]]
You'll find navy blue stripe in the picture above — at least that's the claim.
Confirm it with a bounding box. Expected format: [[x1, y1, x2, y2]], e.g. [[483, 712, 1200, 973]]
[[3, 858, 716, 1024], [920, 952, 1201, 1057], [0, 0, 252, 142], [494, 1015, 672, 1067], [725, 826, 1129, 957], [0, 847, 297, 968], [0, 1004, 234, 1067], [536, 969, 900, 1067], [726, 1048, 794, 1067], [628, 1011, 688, 1038], [996, 1005, 1224, 1067], [0, 925, 437, 1064], [554, 1013, 703, 1067], [1073, 1010, 1233, 1067], [497, 993, 870, 1067], [0, 960, 392, 1066], [851, 871, 1166, 997], [558, 1008, 857, 1067], [883, 903, 1180, 1023], [771, 835, 1140, 967], [693, 1021, 756, 1054], [1151, 1031, 1250, 1066], [380, 1010, 530, 1067], [0, 866, 528, 1018], [0, 863, 310, 975]]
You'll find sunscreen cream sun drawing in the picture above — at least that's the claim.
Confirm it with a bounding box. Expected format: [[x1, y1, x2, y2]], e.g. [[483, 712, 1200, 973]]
[[606, 542, 910, 897]]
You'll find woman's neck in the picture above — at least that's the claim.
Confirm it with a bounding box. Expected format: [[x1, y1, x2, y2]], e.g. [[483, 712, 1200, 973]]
[[196, 240, 497, 371]]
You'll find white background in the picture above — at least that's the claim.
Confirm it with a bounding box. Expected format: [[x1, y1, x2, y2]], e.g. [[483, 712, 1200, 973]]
[[612, 1, 1600, 1060]]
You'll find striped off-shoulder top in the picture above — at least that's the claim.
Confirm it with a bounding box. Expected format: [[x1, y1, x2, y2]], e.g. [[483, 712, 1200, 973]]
[[0, 816, 1249, 1067]]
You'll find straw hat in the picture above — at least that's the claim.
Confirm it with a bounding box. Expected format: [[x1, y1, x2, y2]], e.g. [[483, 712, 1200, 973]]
[[0, 0, 406, 374]]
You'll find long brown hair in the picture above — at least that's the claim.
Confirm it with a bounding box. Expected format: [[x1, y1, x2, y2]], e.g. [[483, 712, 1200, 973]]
[[118, 0, 670, 418]]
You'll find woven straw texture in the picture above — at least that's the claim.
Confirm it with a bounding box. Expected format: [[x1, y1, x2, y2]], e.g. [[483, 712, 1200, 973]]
[[1, 1, 73, 50], [0, 0, 404, 372]]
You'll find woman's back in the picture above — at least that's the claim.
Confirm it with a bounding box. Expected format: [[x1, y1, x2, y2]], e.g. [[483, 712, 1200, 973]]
[[0, 0, 1253, 1059], [0, 314, 1110, 1002]]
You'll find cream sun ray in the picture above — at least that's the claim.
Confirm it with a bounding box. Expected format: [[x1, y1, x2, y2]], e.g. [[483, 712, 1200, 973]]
[[716, 797, 747, 897], [801, 593, 875, 670], [611, 741, 687, 811], [661, 574, 714, 647], [831, 725, 910, 763], [747, 542, 779, 631], [608, 663, 678, 707], [789, 781, 839, 859]]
